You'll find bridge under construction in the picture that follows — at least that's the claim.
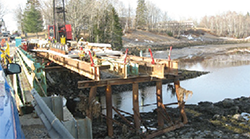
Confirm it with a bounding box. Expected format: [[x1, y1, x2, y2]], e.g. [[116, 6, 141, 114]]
[[13, 41, 190, 139]]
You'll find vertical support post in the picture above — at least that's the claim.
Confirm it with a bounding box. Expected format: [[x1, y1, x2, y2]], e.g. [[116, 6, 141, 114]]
[[156, 80, 164, 128], [123, 64, 127, 79], [174, 77, 188, 124], [133, 83, 140, 133], [106, 85, 113, 136], [88, 86, 97, 120]]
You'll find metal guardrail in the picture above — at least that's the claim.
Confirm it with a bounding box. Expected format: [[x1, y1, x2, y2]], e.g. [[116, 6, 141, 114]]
[[16, 46, 93, 138], [31, 89, 93, 139], [31, 89, 74, 139], [16, 47, 47, 96]]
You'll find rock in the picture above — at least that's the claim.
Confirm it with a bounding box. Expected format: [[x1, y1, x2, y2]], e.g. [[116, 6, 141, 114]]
[[233, 134, 240, 138], [233, 114, 244, 121], [228, 106, 240, 115], [198, 101, 213, 107], [222, 98, 234, 108], [243, 133, 250, 138], [213, 131, 222, 138], [212, 114, 220, 120], [213, 106, 224, 115], [203, 130, 211, 135], [104, 136, 112, 139]]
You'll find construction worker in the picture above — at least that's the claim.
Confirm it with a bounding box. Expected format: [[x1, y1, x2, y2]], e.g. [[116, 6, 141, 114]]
[[79, 45, 85, 61]]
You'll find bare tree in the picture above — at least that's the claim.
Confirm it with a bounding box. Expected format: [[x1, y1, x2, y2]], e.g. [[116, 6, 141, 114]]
[[14, 4, 24, 33], [146, 1, 161, 31], [199, 11, 250, 38], [0, 0, 6, 19], [0, 0, 6, 32], [40, 0, 54, 26], [65, 0, 89, 40]]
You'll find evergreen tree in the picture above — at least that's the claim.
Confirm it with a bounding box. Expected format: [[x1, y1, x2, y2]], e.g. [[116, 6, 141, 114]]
[[23, 3, 43, 38], [110, 7, 123, 50], [135, 0, 147, 29], [91, 5, 123, 50]]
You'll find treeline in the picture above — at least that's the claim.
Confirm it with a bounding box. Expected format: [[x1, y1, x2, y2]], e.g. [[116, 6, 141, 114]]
[[12, 0, 250, 49], [15, 0, 123, 50], [199, 11, 250, 38]]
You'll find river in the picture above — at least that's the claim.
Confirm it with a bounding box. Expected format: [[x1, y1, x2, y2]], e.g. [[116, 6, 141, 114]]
[[101, 44, 250, 114]]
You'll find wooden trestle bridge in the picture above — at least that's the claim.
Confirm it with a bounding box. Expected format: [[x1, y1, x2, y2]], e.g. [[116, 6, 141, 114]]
[[17, 43, 188, 138]]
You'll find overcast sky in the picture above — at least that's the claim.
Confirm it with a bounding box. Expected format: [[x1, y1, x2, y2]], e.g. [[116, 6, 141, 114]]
[[2, 0, 26, 32], [2, 0, 250, 32], [124, 0, 250, 20]]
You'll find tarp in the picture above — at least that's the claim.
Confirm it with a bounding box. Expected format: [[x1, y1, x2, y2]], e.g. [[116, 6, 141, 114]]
[[0, 65, 25, 139]]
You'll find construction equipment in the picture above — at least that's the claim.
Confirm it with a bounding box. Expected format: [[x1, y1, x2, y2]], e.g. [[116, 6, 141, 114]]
[[48, 0, 72, 43]]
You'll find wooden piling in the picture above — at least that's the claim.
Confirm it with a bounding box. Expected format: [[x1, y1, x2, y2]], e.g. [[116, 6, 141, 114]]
[[87, 86, 97, 120], [133, 83, 140, 133], [106, 85, 113, 136], [156, 80, 164, 128], [174, 77, 188, 124]]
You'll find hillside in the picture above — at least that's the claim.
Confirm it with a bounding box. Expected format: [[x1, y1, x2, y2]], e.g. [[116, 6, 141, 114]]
[[122, 29, 224, 47]]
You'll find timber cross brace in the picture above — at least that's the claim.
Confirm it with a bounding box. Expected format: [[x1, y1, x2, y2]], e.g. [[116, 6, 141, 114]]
[[78, 76, 188, 138]]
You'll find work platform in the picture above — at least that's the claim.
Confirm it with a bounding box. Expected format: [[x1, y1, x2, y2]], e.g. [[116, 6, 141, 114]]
[[33, 49, 178, 80]]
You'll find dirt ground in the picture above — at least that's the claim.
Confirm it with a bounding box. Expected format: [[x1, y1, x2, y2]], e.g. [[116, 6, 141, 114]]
[[19, 114, 50, 139]]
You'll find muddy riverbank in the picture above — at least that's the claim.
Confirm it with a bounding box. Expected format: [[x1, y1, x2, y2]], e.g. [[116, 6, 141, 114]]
[[92, 97, 250, 139], [124, 38, 250, 56]]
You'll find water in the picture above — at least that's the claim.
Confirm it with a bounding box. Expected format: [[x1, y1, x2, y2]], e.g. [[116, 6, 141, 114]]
[[181, 64, 250, 104], [101, 64, 250, 114]]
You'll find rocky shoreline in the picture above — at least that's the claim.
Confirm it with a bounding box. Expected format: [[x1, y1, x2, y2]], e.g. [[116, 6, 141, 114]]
[[92, 97, 250, 139]]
